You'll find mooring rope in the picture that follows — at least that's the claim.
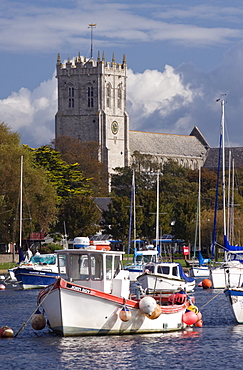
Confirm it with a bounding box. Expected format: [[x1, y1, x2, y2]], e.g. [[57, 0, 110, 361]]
[[14, 278, 60, 338], [198, 290, 223, 311]]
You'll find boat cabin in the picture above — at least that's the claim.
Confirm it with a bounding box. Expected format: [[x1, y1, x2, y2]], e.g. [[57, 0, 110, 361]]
[[56, 248, 130, 297]]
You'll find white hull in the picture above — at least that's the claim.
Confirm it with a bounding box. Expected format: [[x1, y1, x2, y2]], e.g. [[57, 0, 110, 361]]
[[210, 266, 243, 289], [137, 273, 195, 293], [189, 266, 210, 278], [39, 279, 188, 336], [225, 288, 243, 323]]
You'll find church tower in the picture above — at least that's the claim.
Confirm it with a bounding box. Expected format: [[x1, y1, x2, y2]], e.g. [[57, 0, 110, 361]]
[[55, 52, 130, 173]]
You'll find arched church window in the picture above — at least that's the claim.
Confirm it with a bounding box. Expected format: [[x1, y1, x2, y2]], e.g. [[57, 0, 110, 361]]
[[88, 86, 94, 107], [117, 84, 122, 109], [106, 83, 111, 108], [68, 87, 74, 108]]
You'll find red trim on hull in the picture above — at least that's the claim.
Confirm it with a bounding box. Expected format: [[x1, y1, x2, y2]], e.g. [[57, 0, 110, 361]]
[[38, 278, 188, 314]]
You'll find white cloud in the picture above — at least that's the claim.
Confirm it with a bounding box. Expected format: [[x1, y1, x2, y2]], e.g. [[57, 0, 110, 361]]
[[0, 74, 57, 146], [1, 42, 243, 148]]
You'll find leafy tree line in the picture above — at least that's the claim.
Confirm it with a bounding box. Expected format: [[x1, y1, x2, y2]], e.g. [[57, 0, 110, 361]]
[[104, 158, 243, 252], [1, 121, 243, 253]]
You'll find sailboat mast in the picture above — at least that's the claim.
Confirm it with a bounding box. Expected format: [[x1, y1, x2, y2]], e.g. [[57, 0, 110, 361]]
[[221, 99, 227, 237], [156, 172, 159, 254], [19, 155, 23, 249], [198, 166, 201, 252], [133, 170, 136, 251]]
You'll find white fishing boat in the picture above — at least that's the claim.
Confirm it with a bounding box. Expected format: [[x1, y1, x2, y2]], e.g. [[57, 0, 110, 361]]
[[37, 248, 201, 336], [224, 287, 243, 324], [137, 261, 195, 293]]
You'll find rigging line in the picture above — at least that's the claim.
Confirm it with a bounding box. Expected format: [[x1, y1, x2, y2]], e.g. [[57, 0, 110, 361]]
[[198, 290, 223, 311]]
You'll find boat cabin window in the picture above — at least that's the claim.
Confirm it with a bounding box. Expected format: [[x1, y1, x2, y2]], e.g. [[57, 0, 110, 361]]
[[91, 254, 103, 280], [66, 253, 103, 281], [172, 266, 178, 276], [145, 265, 154, 273], [157, 266, 169, 275], [58, 254, 67, 278]]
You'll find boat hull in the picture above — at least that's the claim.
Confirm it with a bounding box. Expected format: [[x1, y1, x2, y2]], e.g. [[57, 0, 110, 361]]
[[14, 267, 58, 289], [210, 266, 243, 289], [137, 273, 195, 293], [38, 279, 188, 336], [225, 288, 243, 323], [189, 266, 210, 278]]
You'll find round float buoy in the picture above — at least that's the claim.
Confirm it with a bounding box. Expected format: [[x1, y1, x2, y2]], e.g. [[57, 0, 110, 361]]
[[197, 311, 202, 321], [0, 284, 6, 290], [0, 326, 14, 338], [182, 310, 198, 326], [139, 296, 157, 316], [202, 279, 212, 289], [119, 306, 132, 322], [147, 304, 162, 320], [31, 310, 46, 330], [195, 319, 203, 327]]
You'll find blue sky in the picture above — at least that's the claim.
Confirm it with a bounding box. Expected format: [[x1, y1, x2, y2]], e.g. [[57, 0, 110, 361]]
[[1, 0, 243, 147]]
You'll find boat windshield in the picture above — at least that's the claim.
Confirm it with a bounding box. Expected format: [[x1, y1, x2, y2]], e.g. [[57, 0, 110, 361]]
[[30, 254, 56, 265]]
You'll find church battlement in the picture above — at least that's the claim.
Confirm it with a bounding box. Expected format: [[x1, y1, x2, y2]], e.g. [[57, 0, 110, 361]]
[[56, 52, 127, 76]]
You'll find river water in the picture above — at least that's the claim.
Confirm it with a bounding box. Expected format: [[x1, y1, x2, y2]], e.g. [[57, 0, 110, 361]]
[[0, 281, 243, 370]]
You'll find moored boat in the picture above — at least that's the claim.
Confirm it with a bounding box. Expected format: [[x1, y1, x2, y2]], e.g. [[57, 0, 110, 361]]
[[13, 253, 61, 289], [37, 248, 200, 336], [224, 287, 243, 324], [137, 261, 195, 293]]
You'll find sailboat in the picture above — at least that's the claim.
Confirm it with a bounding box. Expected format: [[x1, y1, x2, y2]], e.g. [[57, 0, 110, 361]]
[[209, 98, 243, 289], [188, 167, 211, 278], [124, 170, 158, 282], [136, 172, 195, 293], [8, 156, 62, 289]]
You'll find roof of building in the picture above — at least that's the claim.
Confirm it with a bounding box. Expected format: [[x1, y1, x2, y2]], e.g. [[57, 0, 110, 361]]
[[129, 127, 208, 159], [204, 147, 243, 170]]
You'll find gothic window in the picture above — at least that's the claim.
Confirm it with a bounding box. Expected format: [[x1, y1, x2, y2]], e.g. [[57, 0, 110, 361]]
[[117, 84, 122, 109], [68, 87, 74, 108], [88, 86, 94, 108], [106, 83, 111, 108]]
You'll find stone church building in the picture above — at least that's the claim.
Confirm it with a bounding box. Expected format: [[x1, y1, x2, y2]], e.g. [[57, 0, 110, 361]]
[[55, 52, 211, 173]]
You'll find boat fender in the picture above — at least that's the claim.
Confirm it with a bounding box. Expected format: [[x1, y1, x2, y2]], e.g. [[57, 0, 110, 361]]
[[168, 292, 187, 304], [187, 305, 199, 314], [0, 284, 6, 290], [0, 326, 14, 338], [119, 306, 132, 322], [146, 304, 162, 320], [31, 309, 46, 330], [182, 311, 198, 326], [195, 319, 203, 327], [139, 296, 157, 316]]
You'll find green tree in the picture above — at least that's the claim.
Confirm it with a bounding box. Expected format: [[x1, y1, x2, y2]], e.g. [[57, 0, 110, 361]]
[[56, 194, 101, 239], [52, 136, 108, 196], [0, 123, 58, 243], [32, 145, 92, 200]]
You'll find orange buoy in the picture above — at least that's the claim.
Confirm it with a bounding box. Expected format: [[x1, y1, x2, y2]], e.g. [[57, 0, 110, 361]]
[[0, 284, 6, 290], [182, 311, 198, 326], [119, 307, 132, 322], [147, 304, 162, 320], [197, 311, 202, 321], [195, 319, 203, 327], [201, 279, 212, 289]]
